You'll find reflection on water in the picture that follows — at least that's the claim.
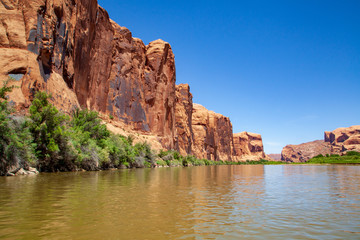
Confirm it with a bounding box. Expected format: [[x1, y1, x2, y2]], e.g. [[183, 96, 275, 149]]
[[0, 165, 359, 239]]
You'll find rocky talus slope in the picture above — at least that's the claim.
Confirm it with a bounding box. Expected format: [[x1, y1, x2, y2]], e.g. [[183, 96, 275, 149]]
[[281, 125, 360, 162], [0, 0, 267, 161]]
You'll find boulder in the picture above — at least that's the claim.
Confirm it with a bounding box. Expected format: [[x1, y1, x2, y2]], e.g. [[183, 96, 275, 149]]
[[15, 168, 27, 175]]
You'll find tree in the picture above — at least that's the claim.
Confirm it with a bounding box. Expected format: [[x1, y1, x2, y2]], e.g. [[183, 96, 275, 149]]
[[71, 108, 110, 141], [0, 80, 35, 175], [29, 91, 75, 171]]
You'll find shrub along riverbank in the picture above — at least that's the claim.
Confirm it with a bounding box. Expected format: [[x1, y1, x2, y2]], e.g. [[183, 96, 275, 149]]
[[1, 82, 359, 176], [303, 151, 360, 164]]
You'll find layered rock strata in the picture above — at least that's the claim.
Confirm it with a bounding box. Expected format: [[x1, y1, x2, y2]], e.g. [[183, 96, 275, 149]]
[[325, 125, 360, 153], [281, 125, 360, 162], [0, 0, 176, 148], [175, 84, 193, 156], [191, 104, 235, 161], [0, 0, 268, 161], [233, 132, 267, 161]]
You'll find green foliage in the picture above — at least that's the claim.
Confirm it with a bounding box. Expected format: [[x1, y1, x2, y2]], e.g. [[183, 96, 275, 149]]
[[99, 134, 134, 167], [0, 81, 35, 175], [132, 142, 155, 168], [71, 108, 109, 142], [158, 149, 168, 158], [345, 151, 360, 156], [155, 158, 168, 167], [0, 80, 14, 103], [29, 91, 77, 171], [306, 151, 360, 164]]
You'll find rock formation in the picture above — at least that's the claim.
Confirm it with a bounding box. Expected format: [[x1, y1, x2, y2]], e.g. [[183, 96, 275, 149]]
[[191, 104, 234, 161], [0, 0, 268, 162], [175, 84, 193, 156], [0, 0, 176, 146], [267, 154, 281, 161], [281, 140, 331, 162], [281, 125, 360, 162], [233, 132, 267, 161], [325, 125, 360, 153]]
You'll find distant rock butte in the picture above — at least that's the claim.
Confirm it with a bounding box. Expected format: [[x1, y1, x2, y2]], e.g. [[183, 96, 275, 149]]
[[281, 125, 360, 162], [267, 154, 281, 161], [233, 132, 267, 161], [0, 0, 268, 161], [325, 125, 360, 153], [281, 140, 331, 163]]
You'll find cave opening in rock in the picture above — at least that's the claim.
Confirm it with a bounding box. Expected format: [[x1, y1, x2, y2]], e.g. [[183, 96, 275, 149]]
[[8, 67, 27, 81]]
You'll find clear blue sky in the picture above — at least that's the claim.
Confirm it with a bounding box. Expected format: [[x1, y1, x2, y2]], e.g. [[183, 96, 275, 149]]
[[98, 0, 360, 154]]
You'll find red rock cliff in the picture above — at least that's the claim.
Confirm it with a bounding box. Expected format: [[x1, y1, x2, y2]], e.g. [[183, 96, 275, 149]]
[[191, 104, 235, 161], [175, 84, 193, 156], [0, 0, 268, 162], [0, 0, 177, 147]]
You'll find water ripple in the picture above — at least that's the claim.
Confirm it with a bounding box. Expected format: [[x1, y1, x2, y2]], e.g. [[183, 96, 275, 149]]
[[0, 165, 359, 239]]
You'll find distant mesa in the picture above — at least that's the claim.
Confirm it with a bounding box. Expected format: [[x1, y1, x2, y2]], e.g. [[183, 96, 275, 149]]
[[268, 154, 281, 161], [281, 125, 360, 162]]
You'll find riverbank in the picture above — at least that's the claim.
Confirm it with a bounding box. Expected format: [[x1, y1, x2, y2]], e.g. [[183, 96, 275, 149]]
[[5, 152, 360, 176]]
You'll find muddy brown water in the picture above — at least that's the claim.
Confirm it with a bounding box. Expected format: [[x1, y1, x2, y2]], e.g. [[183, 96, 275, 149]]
[[0, 165, 359, 239]]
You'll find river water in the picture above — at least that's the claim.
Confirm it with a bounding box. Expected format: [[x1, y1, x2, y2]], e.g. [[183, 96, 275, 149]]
[[0, 165, 359, 239]]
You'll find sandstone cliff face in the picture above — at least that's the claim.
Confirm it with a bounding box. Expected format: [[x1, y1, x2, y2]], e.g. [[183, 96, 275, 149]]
[[175, 84, 193, 156], [325, 125, 360, 153], [281, 140, 331, 163], [281, 125, 360, 162], [0, 0, 176, 148], [0, 0, 268, 162], [143, 39, 176, 149], [191, 104, 234, 161], [1, 0, 83, 110], [233, 132, 267, 161]]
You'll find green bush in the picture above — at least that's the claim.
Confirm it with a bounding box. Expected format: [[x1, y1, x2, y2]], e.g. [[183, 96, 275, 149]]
[[0, 81, 36, 175], [29, 91, 77, 172], [132, 142, 155, 168], [155, 158, 168, 167], [99, 134, 129, 166], [346, 151, 360, 156], [71, 108, 109, 142]]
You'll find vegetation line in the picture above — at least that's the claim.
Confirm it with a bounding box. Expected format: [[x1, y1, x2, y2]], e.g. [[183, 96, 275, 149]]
[[1, 81, 359, 176]]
